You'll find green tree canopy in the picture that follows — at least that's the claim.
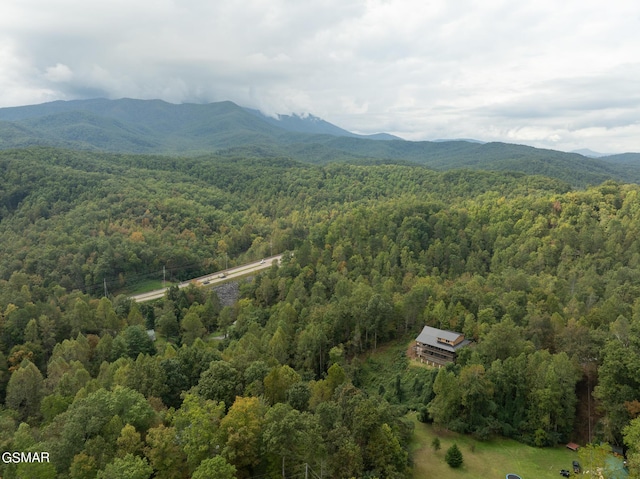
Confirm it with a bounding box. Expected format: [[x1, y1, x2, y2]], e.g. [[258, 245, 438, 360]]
[[445, 443, 463, 468], [191, 456, 236, 479]]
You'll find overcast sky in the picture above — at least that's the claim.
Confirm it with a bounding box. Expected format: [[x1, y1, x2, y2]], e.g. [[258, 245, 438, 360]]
[[1, 0, 639, 153]]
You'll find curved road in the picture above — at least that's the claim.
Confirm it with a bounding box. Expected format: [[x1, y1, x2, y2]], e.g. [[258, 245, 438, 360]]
[[130, 255, 283, 303]]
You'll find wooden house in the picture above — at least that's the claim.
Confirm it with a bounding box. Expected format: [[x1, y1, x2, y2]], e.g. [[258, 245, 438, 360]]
[[414, 325, 470, 367]]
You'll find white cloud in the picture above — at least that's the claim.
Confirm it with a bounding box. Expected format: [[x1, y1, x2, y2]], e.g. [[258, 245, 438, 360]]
[[0, 0, 639, 152], [44, 63, 73, 82], [0, 39, 58, 106]]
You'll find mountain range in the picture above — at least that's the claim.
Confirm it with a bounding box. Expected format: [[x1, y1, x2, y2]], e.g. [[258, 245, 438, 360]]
[[1, 98, 639, 187]]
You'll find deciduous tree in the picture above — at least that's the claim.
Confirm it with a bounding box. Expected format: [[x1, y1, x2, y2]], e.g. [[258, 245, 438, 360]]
[[191, 456, 236, 479], [6, 359, 44, 420], [219, 396, 265, 472], [96, 454, 153, 479]]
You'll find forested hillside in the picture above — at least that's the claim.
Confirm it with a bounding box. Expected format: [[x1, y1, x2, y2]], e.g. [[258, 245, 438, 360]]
[[4, 146, 640, 478], [2, 98, 640, 188]]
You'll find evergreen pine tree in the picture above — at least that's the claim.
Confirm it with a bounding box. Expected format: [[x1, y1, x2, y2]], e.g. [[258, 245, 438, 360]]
[[445, 443, 463, 468]]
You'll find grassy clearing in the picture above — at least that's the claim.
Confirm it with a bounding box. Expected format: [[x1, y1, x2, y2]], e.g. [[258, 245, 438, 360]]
[[358, 338, 580, 478], [205, 330, 226, 341], [152, 334, 168, 351], [356, 339, 414, 390], [116, 278, 175, 296], [409, 413, 578, 479]]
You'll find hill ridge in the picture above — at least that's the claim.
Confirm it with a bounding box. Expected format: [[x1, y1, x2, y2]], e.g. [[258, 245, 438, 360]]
[[1, 98, 640, 187]]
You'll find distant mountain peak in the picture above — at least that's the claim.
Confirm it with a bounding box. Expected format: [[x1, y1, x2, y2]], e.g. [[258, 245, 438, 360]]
[[245, 107, 401, 140], [3, 97, 640, 188], [570, 148, 607, 158]]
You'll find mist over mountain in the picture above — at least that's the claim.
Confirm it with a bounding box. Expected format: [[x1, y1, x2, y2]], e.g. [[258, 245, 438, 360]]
[[244, 108, 402, 140]]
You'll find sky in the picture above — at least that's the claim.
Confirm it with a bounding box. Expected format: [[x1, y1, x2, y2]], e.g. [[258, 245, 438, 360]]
[[1, 0, 639, 153]]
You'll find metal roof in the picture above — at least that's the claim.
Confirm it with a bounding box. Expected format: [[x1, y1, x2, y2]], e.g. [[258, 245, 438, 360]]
[[415, 325, 470, 352]]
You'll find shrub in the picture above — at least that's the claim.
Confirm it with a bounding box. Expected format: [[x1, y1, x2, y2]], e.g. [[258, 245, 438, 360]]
[[431, 437, 441, 451], [445, 443, 463, 468]]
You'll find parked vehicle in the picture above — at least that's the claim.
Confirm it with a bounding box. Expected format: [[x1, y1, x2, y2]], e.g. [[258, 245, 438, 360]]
[[573, 461, 581, 474]]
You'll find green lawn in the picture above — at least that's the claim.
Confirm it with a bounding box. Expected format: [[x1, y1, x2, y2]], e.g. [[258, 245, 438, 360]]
[[116, 278, 174, 296], [205, 330, 226, 341], [409, 414, 579, 479]]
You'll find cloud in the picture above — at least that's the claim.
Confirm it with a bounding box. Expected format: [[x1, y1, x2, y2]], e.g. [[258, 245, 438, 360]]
[[0, 0, 639, 152], [0, 39, 57, 106], [44, 63, 73, 82]]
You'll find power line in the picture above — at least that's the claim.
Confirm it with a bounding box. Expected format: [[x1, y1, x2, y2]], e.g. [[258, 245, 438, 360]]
[[240, 461, 322, 479], [72, 259, 211, 295]]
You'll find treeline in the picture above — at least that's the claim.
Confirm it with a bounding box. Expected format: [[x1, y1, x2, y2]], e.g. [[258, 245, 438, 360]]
[[4, 147, 640, 476]]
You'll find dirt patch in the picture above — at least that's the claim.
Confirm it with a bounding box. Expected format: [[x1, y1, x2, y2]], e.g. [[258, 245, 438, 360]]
[[572, 365, 600, 445]]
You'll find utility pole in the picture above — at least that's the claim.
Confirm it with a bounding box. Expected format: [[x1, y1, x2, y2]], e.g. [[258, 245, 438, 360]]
[[305, 463, 308, 479], [103, 278, 107, 297], [163, 265, 166, 288], [587, 365, 592, 442]]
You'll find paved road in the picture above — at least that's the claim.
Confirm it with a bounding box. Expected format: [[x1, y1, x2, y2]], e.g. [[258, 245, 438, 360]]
[[130, 255, 283, 303]]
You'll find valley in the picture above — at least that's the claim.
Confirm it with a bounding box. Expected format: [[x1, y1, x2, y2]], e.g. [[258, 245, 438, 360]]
[[0, 99, 639, 478]]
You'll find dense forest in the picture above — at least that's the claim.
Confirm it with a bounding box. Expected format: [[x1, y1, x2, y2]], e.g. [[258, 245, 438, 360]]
[[3, 146, 640, 478]]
